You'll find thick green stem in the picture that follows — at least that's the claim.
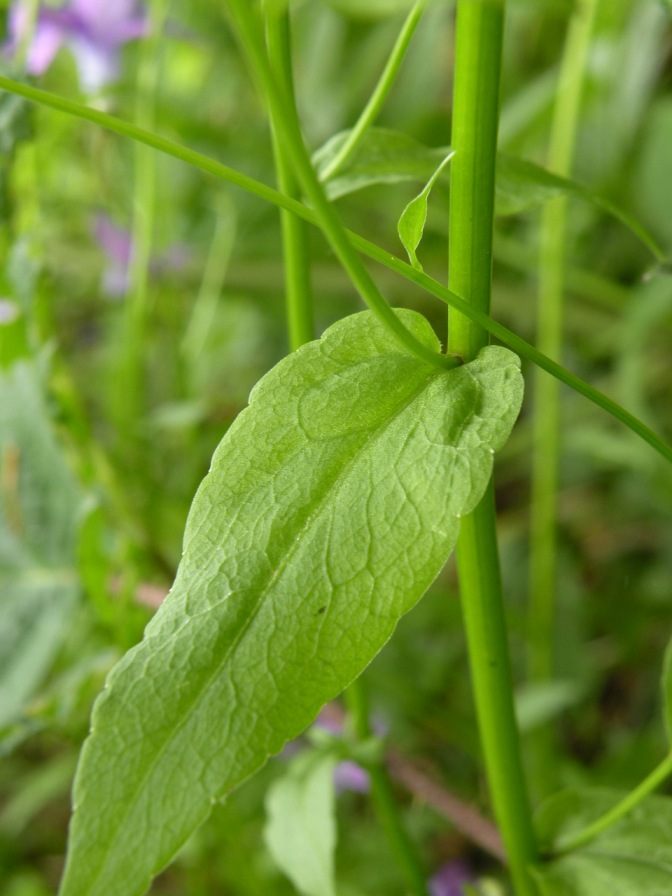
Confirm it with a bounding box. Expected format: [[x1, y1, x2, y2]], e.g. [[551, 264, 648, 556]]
[[527, 0, 599, 797], [448, 3, 537, 894], [265, 7, 314, 351], [0, 78, 670, 463], [319, 0, 427, 183]]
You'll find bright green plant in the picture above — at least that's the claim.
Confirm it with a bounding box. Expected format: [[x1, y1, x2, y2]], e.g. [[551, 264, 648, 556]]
[[1, 1, 671, 895]]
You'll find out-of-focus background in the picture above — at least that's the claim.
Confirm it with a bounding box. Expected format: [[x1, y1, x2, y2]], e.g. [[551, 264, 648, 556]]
[[1, 1, 671, 893]]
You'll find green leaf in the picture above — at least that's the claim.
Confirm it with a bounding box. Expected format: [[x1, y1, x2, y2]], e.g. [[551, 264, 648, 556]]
[[496, 154, 668, 262], [0, 362, 81, 729], [397, 153, 454, 271], [313, 128, 667, 264], [59, 309, 523, 896], [264, 750, 338, 896], [533, 789, 672, 895], [314, 127, 449, 199]]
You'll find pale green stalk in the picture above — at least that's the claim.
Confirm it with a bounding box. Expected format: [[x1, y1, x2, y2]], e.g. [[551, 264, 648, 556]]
[[265, 6, 314, 350], [319, 0, 427, 183], [447, 2, 537, 893], [114, 0, 168, 433], [181, 195, 237, 365], [0, 78, 670, 463], [527, 0, 599, 797]]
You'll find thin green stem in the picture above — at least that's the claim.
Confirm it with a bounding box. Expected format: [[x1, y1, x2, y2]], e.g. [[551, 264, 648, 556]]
[[181, 195, 237, 365], [113, 0, 168, 434], [345, 683, 430, 896], [265, 5, 314, 351], [0, 77, 670, 464], [553, 751, 672, 856], [224, 2, 456, 372], [263, 9, 428, 887], [527, 0, 599, 798], [319, 0, 427, 183], [447, 3, 537, 894]]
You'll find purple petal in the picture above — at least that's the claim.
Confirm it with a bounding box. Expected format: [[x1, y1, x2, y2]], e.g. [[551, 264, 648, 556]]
[[93, 214, 133, 267], [93, 213, 133, 297], [333, 760, 370, 794], [67, 35, 120, 91], [428, 860, 476, 896]]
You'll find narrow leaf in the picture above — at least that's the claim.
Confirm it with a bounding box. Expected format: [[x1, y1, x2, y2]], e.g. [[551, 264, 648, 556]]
[[59, 309, 523, 896], [534, 788, 672, 895], [264, 750, 338, 896], [497, 154, 668, 262], [398, 153, 454, 270]]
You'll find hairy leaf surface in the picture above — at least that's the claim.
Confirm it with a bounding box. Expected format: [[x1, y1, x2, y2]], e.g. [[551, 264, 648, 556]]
[[59, 310, 523, 896], [534, 788, 672, 895]]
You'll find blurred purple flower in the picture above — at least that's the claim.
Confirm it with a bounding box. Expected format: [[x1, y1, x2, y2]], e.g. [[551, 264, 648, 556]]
[[333, 759, 370, 794], [428, 860, 476, 896], [6, 0, 146, 91], [93, 213, 190, 299]]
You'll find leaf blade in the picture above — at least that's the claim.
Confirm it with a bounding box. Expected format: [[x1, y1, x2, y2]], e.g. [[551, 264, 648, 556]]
[[59, 310, 524, 896], [534, 788, 672, 896], [264, 750, 338, 896]]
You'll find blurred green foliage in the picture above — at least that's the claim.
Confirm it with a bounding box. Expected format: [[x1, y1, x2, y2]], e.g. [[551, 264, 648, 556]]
[[0, 0, 671, 893]]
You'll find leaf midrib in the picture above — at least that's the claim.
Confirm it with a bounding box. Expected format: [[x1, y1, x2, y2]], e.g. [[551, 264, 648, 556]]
[[81, 359, 445, 896]]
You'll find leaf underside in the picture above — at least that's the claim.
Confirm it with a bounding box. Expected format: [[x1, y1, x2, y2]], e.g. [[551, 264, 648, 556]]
[[533, 788, 672, 896], [59, 309, 523, 896]]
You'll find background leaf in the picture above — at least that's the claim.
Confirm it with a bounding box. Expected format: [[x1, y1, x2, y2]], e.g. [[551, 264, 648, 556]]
[[264, 749, 338, 896], [59, 309, 523, 896], [533, 789, 672, 895], [315, 128, 449, 199], [0, 362, 81, 730]]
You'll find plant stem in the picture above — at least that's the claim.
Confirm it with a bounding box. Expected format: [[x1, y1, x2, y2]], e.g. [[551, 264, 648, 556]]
[[264, 8, 428, 890], [447, 3, 537, 894], [1, 78, 670, 462], [553, 751, 672, 856], [114, 0, 167, 435], [265, 6, 314, 351], [345, 684, 430, 896], [527, 0, 599, 797], [181, 194, 237, 365], [319, 0, 427, 183], [224, 2, 457, 372]]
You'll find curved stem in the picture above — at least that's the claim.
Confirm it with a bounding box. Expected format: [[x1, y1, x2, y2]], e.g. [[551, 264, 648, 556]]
[[319, 0, 427, 182], [264, 12, 428, 887], [527, 0, 599, 798], [553, 751, 672, 856], [224, 2, 456, 372], [0, 77, 670, 463], [265, 5, 314, 351], [447, 3, 537, 894]]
